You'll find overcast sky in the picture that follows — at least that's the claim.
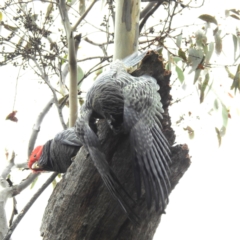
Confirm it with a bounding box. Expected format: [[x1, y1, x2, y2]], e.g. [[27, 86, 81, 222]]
[[0, 0, 240, 239]]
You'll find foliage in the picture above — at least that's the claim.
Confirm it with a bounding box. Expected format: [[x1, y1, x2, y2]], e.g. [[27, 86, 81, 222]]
[[0, 0, 240, 239]]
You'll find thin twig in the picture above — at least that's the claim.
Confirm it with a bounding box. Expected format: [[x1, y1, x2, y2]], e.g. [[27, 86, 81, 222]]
[[29, 57, 67, 129], [77, 56, 112, 62], [140, 2, 155, 20], [139, 1, 162, 33], [72, 0, 98, 32], [3, 173, 58, 240]]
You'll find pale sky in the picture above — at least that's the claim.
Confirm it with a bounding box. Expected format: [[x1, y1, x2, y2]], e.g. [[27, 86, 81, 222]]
[[0, 0, 240, 239]]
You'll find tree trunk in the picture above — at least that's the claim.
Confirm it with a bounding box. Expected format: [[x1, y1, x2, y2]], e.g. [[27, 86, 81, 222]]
[[114, 0, 140, 60], [40, 51, 190, 240]]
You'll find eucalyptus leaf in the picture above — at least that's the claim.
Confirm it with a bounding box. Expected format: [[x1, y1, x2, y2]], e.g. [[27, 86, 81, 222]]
[[221, 103, 228, 128], [188, 48, 204, 73], [205, 42, 214, 64], [175, 65, 184, 83], [231, 64, 240, 92], [176, 34, 182, 48], [200, 73, 210, 103], [199, 14, 218, 25]]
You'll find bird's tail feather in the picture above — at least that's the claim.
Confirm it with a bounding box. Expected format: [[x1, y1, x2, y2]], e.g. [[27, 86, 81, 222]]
[[84, 125, 139, 222]]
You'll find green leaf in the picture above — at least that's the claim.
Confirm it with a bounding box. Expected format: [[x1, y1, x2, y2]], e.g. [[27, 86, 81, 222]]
[[178, 48, 187, 61], [214, 99, 219, 110], [176, 34, 182, 48], [79, 97, 84, 106], [220, 126, 226, 137], [166, 63, 171, 71], [215, 127, 222, 146], [94, 68, 103, 80], [231, 64, 240, 92], [225, 66, 235, 80], [199, 14, 218, 25], [0, 12, 2, 21], [232, 34, 238, 60], [175, 65, 184, 83], [200, 73, 210, 103], [193, 69, 201, 84], [52, 178, 57, 188], [173, 56, 183, 63], [195, 30, 207, 47], [221, 103, 228, 128], [77, 65, 84, 82], [61, 55, 68, 65], [214, 31, 222, 55], [205, 42, 214, 64], [79, 0, 86, 16], [188, 48, 204, 73], [31, 14, 38, 22], [46, 3, 53, 20], [3, 23, 18, 32], [17, 35, 24, 47], [229, 9, 240, 15], [30, 176, 38, 189], [230, 14, 240, 20]]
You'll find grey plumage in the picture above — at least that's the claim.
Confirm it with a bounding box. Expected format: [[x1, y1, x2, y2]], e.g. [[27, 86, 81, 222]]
[[75, 52, 171, 220], [33, 128, 81, 173]]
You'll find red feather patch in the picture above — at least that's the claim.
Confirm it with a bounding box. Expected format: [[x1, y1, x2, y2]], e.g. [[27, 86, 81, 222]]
[[28, 145, 44, 169]]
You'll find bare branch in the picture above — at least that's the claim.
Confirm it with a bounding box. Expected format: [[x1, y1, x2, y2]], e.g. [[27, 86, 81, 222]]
[[11, 173, 40, 197], [1, 152, 15, 179], [72, 0, 98, 32], [3, 173, 58, 240], [9, 198, 17, 227], [59, 0, 78, 126], [29, 57, 67, 129], [140, 2, 155, 20], [28, 98, 54, 157], [139, 1, 162, 33], [78, 55, 112, 62]]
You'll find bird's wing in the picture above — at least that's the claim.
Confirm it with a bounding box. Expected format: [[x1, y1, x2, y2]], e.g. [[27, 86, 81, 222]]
[[75, 108, 139, 222], [55, 127, 82, 147], [119, 73, 171, 210]]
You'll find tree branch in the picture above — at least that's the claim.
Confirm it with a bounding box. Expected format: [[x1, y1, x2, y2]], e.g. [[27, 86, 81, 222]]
[[3, 173, 58, 240], [28, 98, 54, 157], [139, 1, 162, 33], [71, 0, 98, 32], [114, 0, 140, 60], [59, 0, 80, 126], [29, 57, 67, 129], [140, 2, 155, 20], [1, 152, 15, 179]]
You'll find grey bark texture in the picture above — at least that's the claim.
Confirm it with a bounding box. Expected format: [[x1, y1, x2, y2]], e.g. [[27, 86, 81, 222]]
[[40, 51, 190, 240]]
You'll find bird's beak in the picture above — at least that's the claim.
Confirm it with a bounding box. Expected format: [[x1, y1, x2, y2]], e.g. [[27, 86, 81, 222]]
[[31, 162, 42, 170]]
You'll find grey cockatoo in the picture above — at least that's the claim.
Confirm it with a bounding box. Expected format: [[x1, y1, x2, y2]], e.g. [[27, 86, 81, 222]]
[[75, 50, 171, 221], [28, 128, 82, 173]]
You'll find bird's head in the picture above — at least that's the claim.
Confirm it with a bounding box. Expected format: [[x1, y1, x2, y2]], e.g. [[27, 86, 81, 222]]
[[28, 145, 44, 172]]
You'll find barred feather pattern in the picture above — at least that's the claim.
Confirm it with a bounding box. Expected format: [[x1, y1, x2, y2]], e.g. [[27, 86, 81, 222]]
[[75, 56, 171, 220]]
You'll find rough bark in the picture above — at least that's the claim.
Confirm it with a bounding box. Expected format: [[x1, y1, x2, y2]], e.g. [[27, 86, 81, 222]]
[[40, 51, 190, 240]]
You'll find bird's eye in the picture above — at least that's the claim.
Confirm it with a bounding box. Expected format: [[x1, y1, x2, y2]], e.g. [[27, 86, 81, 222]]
[[33, 154, 37, 158]]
